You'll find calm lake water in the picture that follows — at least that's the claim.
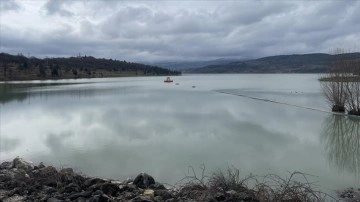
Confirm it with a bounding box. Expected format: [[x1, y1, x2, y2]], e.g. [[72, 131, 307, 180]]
[[0, 74, 359, 192]]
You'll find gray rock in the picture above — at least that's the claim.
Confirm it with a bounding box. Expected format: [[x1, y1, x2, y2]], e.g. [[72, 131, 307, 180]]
[[144, 189, 154, 198], [38, 162, 45, 169], [91, 190, 104, 196], [100, 183, 120, 196], [154, 190, 173, 200], [225, 190, 237, 195], [214, 192, 225, 201], [37, 166, 58, 177], [59, 168, 85, 186], [62, 183, 81, 193], [44, 186, 57, 194], [84, 178, 107, 187], [47, 198, 64, 202], [88, 194, 112, 202], [120, 191, 138, 200], [0, 190, 8, 200], [119, 184, 137, 192], [34, 162, 45, 170], [122, 178, 133, 184], [3, 194, 26, 202], [153, 196, 162, 202], [68, 191, 92, 200], [0, 173, 12, 183], [74, 197, 86, 202], [0, 162, 12, 170], [12, 157, 33, 171], [130, 195, 154, 202], [133, 173, 155, 188]]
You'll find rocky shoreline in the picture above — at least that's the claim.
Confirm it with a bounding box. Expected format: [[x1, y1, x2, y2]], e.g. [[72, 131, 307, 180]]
[[1, 157, 359, 202], [0, 157, 259, 202]]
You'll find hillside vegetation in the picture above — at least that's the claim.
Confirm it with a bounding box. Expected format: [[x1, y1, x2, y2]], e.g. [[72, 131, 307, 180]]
[[0, 53, 180, 81], [149, 58, 241, 70], [186, 53, 360, 73]]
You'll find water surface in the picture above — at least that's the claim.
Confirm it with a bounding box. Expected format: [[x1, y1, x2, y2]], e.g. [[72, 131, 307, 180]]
[[0, 74, 359, 193]]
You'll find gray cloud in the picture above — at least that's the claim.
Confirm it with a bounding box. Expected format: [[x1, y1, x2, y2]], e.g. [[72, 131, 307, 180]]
[[43, 0, 73, 16], [0, 0, 20, 12], [1, 0, 360, 61]]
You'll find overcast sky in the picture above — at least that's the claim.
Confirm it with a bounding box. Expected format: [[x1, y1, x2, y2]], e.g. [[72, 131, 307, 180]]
[[1, 0, 360, 62]]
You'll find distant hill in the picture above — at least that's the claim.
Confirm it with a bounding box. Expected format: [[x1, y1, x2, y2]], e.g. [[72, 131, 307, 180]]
[[147, 58, 242, 70], [0, 53, 180, 81], [186, 53, 360, 73]]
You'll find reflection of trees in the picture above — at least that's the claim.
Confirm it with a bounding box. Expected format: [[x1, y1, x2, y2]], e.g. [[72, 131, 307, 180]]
[[0, 84, 28, 104], [0, 83, 134, 104], [322, 115, 360, 176]]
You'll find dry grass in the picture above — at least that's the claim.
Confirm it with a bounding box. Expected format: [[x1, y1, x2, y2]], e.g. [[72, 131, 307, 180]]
[[176, 165, 337, 202], [250, 172, 335, 202]]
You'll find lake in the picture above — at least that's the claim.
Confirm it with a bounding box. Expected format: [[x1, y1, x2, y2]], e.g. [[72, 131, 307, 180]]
[[0, 74, 359, 193]]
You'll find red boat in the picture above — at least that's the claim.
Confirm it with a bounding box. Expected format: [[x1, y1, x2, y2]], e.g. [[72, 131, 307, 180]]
[[164, 77, 173, 83]]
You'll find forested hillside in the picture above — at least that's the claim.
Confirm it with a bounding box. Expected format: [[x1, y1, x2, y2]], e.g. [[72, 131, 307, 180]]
[[187, 53, 360, 73], [0, 53, 180, 81]]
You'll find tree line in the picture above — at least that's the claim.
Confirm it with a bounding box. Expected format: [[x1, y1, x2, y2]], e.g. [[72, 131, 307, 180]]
[[0, 53, 181, 81]]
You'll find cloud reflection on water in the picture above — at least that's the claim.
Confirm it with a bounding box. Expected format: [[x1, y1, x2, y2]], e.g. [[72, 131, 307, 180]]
[[0, 75, 359, 190]]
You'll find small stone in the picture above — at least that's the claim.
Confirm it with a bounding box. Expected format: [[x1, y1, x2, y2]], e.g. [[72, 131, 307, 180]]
[[92, 190, 104, 196], [84, 178, 107, 187], [122, 178, 133, 184], [38, 162, 45, 169], [110, 180, 122, 184], [59, 168, 74, 175], [0, 190, 8, 200], [0, 173, 12, 182], [75, 197, 87, 202], [144, 189, 154, 198], [62, 183, 81, 193], [59, 168, 85, 185], [214, 192, 225, 201], [153, 196, 162, 201], [88, 194, 112, 202], [226, 190, 237, 195], [38, 166, 58, 177], [0, 161, 12, 169], [3, 195, 26, 202], [68, 191, 92, 200], [154, 190, 173, 200], [122, 191, 137, 200], [44, 186, 57, 194], [119, 184, 137, 192], [100, 183, 120, 196], [130, 195, 153, 202], [47, 198, 64, 202], [8, 187, 21, 197]]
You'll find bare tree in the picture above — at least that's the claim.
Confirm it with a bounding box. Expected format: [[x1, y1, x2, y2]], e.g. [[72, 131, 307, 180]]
[[344, 57, 360, 115], [320, 49, 350, 112]]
